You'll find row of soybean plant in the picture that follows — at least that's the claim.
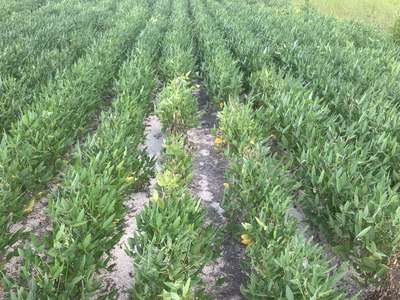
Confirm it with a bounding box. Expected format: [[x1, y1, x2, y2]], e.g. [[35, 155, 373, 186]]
[[190, 0, 242, 103], [253, 0, 392, 50], [215, 0, 375, 276], [236, 0, 400, 187], [212, 0, 400, 282], [0, 0, 119, 131], [218, 99, 343, 299], [1, 0, 108, 69], [0, 0, 61, 33], [237, 0, 400, 181], [0, 0, 151, 264], [2, 0, 171, 298], [195, 0, 344, 298], [0, 0, 47, 22], [127, 0, 218, 297], [1, 0, 81, 43]]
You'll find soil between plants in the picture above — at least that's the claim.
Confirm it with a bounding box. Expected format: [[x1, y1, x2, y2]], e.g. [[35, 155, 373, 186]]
[[98, 116, 163, 299], [188, 85, 245, 300]]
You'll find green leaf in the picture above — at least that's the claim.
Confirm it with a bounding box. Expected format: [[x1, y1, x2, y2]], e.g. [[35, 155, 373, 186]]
[[70, 275, 84, 287], [318, 169, 325, 184], [183, 278, 191, 295], [286, 285, 294, 300], [356, 226, 371, 239]]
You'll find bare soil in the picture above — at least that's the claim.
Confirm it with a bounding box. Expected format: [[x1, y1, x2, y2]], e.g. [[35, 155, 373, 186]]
[[188, 85, 245, 300], [98, 116, 163, 299], [1, 185, 56, 299]]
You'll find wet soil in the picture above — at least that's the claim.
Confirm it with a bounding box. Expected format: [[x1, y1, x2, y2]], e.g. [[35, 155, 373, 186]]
[[188, 85, 245, 300]]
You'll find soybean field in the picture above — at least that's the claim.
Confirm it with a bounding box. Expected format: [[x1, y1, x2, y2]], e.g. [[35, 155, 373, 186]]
[[1, 0, 400, 299]]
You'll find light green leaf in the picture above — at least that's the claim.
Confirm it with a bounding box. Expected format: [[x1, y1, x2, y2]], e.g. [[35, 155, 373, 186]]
[[286, 285, 294, 300]]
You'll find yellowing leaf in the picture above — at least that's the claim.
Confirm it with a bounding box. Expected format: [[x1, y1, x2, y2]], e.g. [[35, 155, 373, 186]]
[[152, 190, 160, 203], [125, 176, 135, 183], [23, 198, 35, 214], [215, 136, 223, 145], [240, 234, 253, 246], [255, 217, 267, 231], [242, 222, 252, 230]]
